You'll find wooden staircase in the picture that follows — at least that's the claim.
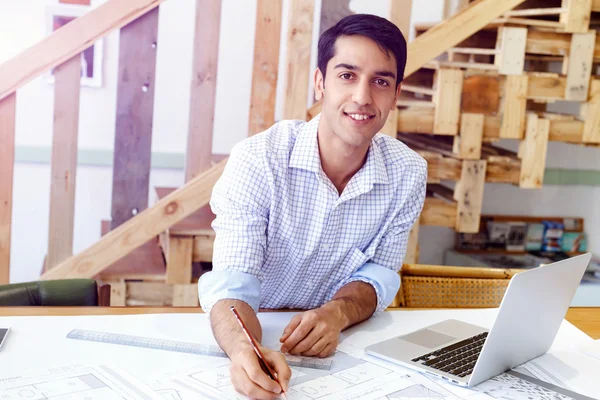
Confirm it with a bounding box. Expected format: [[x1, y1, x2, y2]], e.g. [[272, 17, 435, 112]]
[[12, 0, 591, 306]]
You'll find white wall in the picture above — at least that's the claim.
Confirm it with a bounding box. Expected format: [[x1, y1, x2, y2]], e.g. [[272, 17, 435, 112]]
[[1, 0, 598, 281]]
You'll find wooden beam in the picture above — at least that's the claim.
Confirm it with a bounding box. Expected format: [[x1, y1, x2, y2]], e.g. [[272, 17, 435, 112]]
[[420, 197, 457, 228], [0, 0, 165, 102], [560, 0, 592, 33], [550, 119, 584, 142], [46, 55, 81, 269], [173, 284, 199, 306], [520, 114, 550, 188], [433, 68, 463, 135], [593, 0, 600, 11], [248, 0, 283, 135], [455, 160, 487, 233], [185, 0, 222, 182], [461, 75, 500, 114], [0, 93, 16, 284], [500, 75, 528, 139], [111, 9, 159, 229], [582, 79, 600, 143], [486, 157, 521, 183], [404, 0, 528, 77], [389, 0, 413, 39], [283, 0, 314, 121], [565, 31, 595, 101], [496, 27, 527, 75], [443, 0, 470, 19], [502, 7, 566, 17], [39, 159, 228, 280], [527, 74, 566, 102], [526, 30, 571, 57], [454, 113, 484, 159], [166, 236, 194, 284]]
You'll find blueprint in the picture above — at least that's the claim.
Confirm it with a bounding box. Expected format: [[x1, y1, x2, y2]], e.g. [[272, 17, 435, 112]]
[[0, 364, 162, 400]]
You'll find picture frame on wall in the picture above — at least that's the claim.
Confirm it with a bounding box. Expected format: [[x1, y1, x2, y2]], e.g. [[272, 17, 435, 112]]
[[45, 3, 103, 88]]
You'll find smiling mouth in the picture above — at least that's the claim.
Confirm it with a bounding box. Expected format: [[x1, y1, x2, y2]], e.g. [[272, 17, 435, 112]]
[[344, 112, 375, 121]]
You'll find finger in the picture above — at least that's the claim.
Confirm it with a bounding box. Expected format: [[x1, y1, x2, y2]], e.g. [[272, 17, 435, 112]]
[[265, 351, 292, 392], [300, 336, 328, 357], [280, 313, 302, 343], [242, 357, 283, 397], [238, 365, 280, 400], [288, 326, 324, 355], [317, 343, 336, 358], [281, 319, 316, 354]]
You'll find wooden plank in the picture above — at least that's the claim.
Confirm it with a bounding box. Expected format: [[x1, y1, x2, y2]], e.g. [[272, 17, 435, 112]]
[[397, 107, 434, 133], [427, 156, 463, 181], [404, 0, 528, 77], [47, 55, 81, 269], [565, 32, 595, 101], [503, 7, 565, 17], [173, 284, 199, 307], [582, 79, 600, 143], [527, 74, 566, 101], [166, 236, 194, 284], [126, 282, 174, 306], [389, 0, 413, 39], [520, 114, 550, 188], [461, 75, 500, 114], [455, 160, 487, 233], [500, 75, 528, 139], [0, 93, 16, 284], [185, 0, 222, 182], [496, 27, 527, 75], [39, 159, 227, 280], [109, 279, 126, 306], [454, 113, 484, 159], [248, 0, 283, 135], [283, 0, 314, 121], [420, 197, 457, 228], [0, 0, 165, 102], [192, 234, 214, 262], [526, 30, 571, 57], [111, 8, 159, 229], [593, 0, 600, 11], [433, 68, 463, 135], [486, 158, 521, 183], [560, 0, 592, 33], [494, 17, 566, 29]]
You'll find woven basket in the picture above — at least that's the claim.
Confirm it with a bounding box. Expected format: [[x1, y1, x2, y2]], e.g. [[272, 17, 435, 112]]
[[398, 264, 523, 308]]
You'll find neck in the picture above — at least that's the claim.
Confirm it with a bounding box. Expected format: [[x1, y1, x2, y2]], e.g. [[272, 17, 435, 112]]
[[317, 128, 369, 195]]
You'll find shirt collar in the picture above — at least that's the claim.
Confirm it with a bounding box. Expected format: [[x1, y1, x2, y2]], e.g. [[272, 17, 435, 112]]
[[289, 113, 389, 187]]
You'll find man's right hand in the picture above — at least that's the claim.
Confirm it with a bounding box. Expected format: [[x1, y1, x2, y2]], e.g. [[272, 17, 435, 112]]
[[229, 345, 291, 400]]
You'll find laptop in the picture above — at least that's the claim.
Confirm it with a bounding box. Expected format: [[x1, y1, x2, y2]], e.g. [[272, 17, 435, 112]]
[[365, 252, 592, 387]]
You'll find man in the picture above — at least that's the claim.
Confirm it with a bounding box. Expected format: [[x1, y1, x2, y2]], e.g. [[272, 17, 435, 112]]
[[198, 13, 427, 400]]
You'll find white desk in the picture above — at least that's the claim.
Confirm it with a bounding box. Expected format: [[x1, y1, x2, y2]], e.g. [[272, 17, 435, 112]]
[[0, 309, 598, 399]]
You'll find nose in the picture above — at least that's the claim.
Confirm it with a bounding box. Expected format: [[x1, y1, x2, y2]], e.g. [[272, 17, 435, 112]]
[[352, 79, 372, 106]]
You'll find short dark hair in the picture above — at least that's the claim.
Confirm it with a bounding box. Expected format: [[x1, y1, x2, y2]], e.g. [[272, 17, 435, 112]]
[[318, 14, 407, 88]]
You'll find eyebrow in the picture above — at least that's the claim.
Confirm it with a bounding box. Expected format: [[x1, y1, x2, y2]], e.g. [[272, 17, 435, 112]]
[[334, 63, 396, 80]]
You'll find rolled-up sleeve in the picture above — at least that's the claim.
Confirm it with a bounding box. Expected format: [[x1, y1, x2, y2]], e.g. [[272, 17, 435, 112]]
[[345, 165, 427, 315], [197, 143, 272, 313]]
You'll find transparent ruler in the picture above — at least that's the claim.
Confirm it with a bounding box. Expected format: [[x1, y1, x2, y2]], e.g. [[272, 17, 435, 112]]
[[67, 329, 333, 370]]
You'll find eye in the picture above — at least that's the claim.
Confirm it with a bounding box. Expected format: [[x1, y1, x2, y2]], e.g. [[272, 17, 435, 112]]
[[374, 78, 390, 87], [339, 73, 353, 80]]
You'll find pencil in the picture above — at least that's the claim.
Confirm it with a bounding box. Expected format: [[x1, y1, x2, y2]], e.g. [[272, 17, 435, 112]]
[[230, 305, 287, 399]]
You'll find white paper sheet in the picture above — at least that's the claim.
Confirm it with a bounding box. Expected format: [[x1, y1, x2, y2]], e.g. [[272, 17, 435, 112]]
[[0, 310, 596, 400]]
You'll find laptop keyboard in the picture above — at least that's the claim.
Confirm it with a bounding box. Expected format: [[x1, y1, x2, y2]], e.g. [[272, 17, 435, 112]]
[[411, 332, 488, 378]]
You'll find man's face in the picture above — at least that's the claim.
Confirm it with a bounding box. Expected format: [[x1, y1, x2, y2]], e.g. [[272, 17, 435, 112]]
[[315, 35, 401, 149]]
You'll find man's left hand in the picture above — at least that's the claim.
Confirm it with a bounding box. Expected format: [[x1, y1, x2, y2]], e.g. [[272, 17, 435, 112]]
[[279, 303, 346, 358]]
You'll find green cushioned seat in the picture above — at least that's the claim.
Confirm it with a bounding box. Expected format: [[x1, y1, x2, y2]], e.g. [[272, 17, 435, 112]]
[[0, 279, 100, 306]]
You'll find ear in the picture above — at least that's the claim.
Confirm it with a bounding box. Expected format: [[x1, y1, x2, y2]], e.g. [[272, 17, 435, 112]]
[[391, 83, 402, 111], [314, 68, 324, 101]]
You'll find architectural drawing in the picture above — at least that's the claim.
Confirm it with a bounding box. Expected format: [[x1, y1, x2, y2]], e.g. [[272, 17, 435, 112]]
[[0, 364, 161, 400], [387, 384, 447, 399]]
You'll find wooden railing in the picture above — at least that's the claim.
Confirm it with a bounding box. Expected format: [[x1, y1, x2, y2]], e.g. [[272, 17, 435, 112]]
[[0, 0, 527, 284]]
